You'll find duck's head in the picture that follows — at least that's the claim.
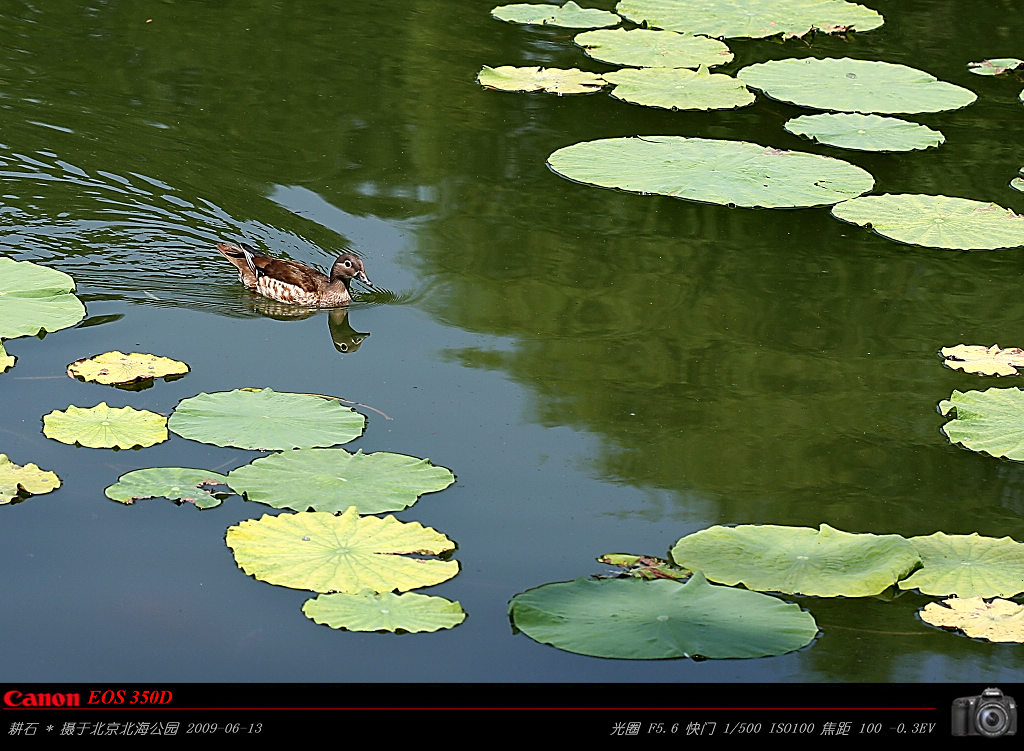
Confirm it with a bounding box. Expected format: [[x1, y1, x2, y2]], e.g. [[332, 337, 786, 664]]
[[331, 254, 373, 288]]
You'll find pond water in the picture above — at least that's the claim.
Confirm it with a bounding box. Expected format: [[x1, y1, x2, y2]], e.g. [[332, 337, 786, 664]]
[[2, 0, 1024, 685]]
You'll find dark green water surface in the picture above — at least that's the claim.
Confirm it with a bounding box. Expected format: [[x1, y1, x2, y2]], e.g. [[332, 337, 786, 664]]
[[2, 0, 1024, 682]]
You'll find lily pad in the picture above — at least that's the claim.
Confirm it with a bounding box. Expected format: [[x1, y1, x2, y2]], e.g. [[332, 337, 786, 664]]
[[104, 468, 230, 509], [0, 342, 14, 373], [616, 0, 884, 39], [477, 66, 606, 95], [604, 66, 755, 111], [0, 454, 60, 503], [898, 533, 1024, 598], [785, 113, 944, 152], [670, 523, 920, 597], [169, 388, 365, 450], [42, 402, 168, 449], [738, 58, 976, 114], [968, 58, 1024, 76], [491, 1, 619, 28], [226, 448, 456, 514], [302, 591, 466, 633], [67, 351, 189, 386], [831, 195, 1024, 250], [509, 574, 818, 659], [547, 136, 874, 208], [920, 597, 1024, 643], [225, 507, 459, 593], [574, 28, 733, 68], [941, 344, 1024, 377], [597, 553, 691, 581], [0, 257, 86, 340], [1012, 167, 1024, 194], [938, 388, 1024, 461]]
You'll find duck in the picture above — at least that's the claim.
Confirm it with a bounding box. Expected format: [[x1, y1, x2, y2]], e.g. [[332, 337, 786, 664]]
[[216, 242, 372, 307]]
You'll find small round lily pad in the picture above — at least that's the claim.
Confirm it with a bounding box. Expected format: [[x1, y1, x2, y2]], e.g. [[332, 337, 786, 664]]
[[67, 351, 189, 386], [42, 403, 168, 449], [104, 468, 230, 509], [302, 591, 466, 633], [0, 454, 60, 503]]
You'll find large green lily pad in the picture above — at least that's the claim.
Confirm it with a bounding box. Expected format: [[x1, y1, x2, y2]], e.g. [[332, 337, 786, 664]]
[[547, 136, 874, 208], [226, 448, 456, 514], [604, 66, 755, 111], [898, 533, 1024, 598], [670, 523, 920, 596], [831, 195, 1024, 250], [938, 388, 1024, 460], [574, 28, 733, 68], [785, 113, 944, 152], [491, 1, 620, 28], [509, 574, 818, 659], [169, 388, 365, 450], [616, 0, 884, 39], [225, 508, 459, 593], [0, 454, 60, 503], [477, 66, 607, 95], [0, 257, 86, 340], [42, 403, 168, 449], [302, 591, 466, 633], [738, 58, 976, 114], [104, 468, 230, 509]]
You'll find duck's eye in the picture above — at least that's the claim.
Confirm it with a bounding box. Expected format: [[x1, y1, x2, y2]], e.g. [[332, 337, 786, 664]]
[[343, 260, 352, 267]]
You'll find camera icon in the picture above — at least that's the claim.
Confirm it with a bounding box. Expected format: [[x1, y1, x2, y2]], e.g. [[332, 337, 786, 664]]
[[952, 687, 1017, 737]]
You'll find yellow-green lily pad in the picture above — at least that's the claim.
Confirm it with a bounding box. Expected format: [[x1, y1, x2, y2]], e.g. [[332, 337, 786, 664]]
[[0, 342, 14, 373], [574, 28, 733, 68], [42, 402, 168, 449], [670, 523, 920, 596], [492, 1, 620, 28], [225, 507, 459, 593], [920, 596, 1024, 643], [898, 532, 1024, 598], [832, 194, 1024, 250], [938, 388, 1024, 460], [67, 351, 189, 386], [477, 65, 607, 95], [0, 454, 60, 503], [302, 591, 466, 633], [603, 65, 755, 111]]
